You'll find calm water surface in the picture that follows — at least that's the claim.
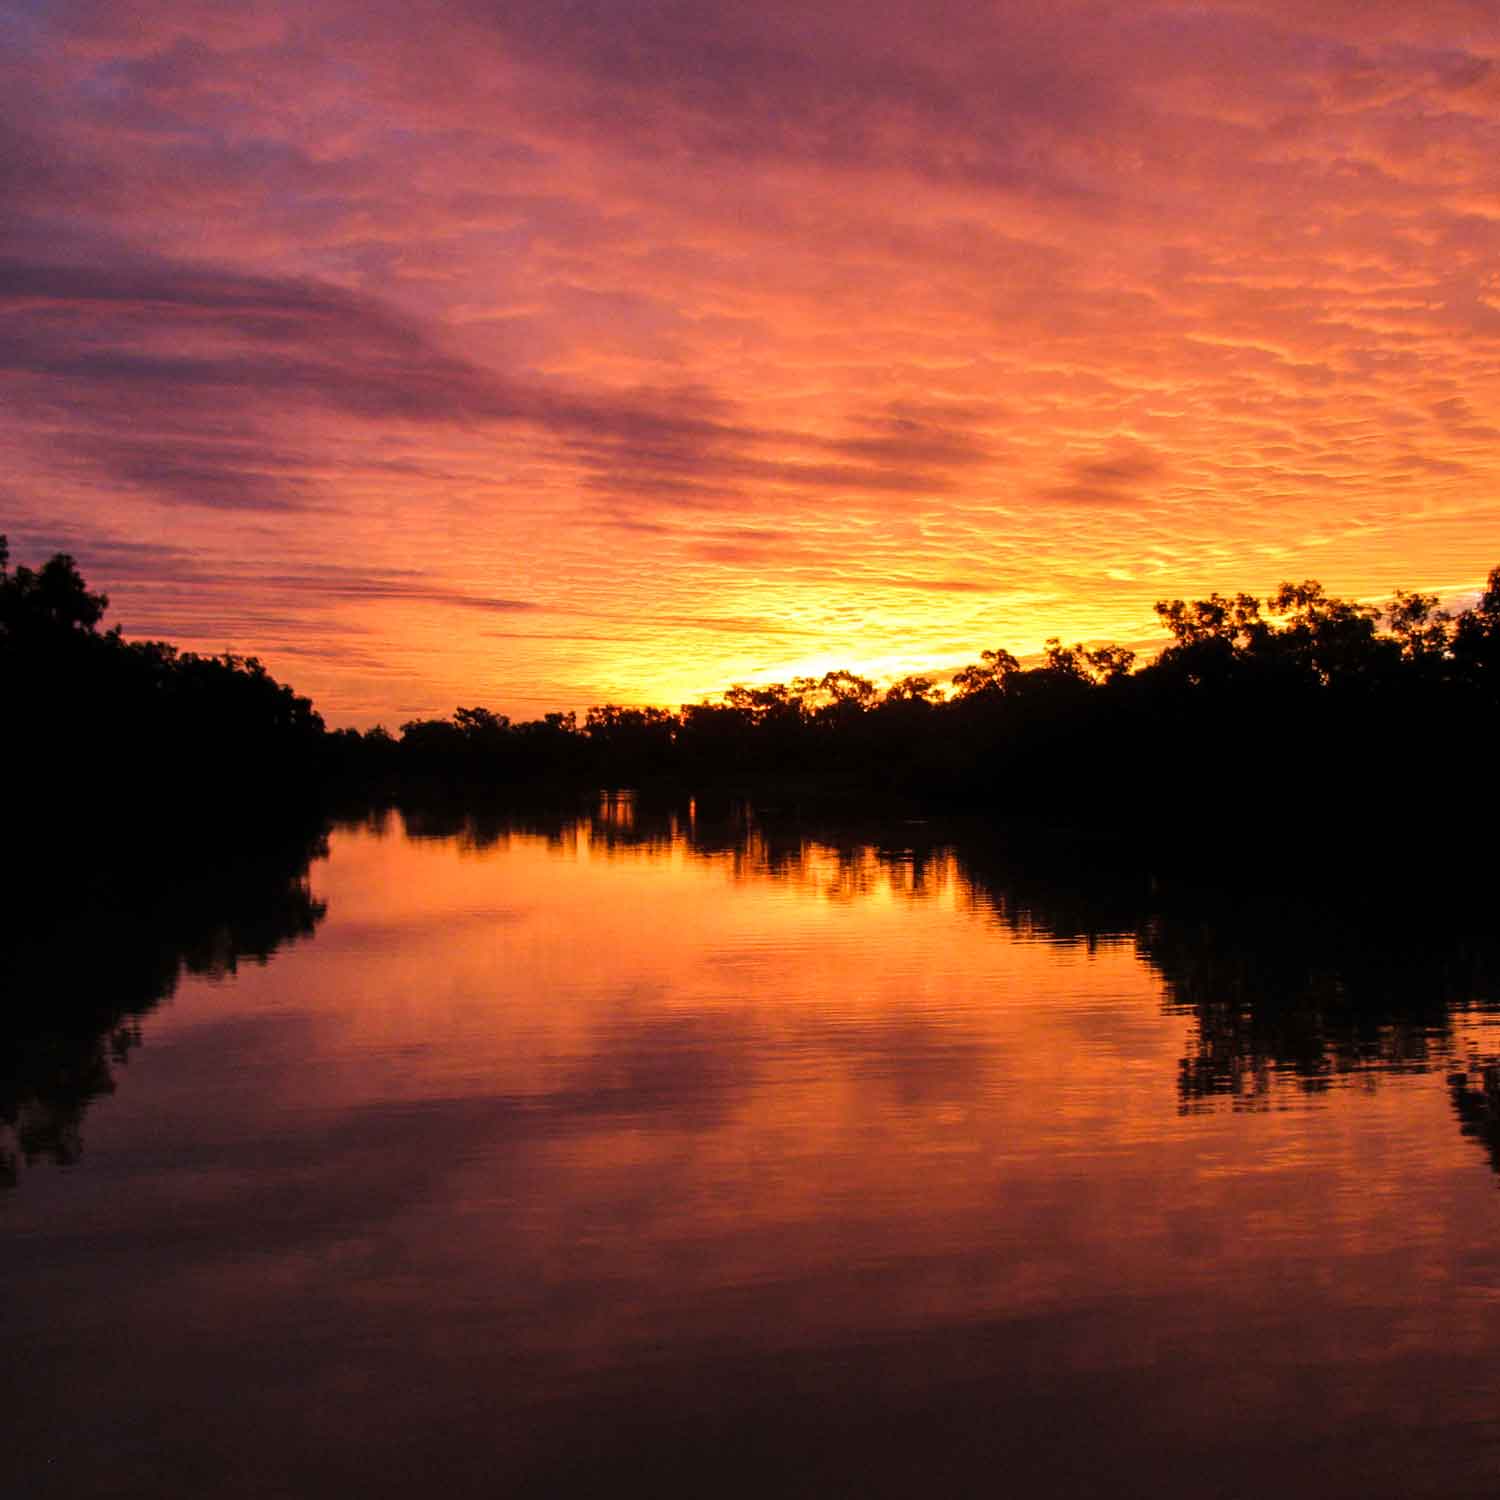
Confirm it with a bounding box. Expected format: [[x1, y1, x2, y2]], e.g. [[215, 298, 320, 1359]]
[[6, 801, 1500, 1497]]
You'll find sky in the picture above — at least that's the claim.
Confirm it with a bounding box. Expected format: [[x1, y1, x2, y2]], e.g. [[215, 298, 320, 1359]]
[[5, 0, 1500, 727]]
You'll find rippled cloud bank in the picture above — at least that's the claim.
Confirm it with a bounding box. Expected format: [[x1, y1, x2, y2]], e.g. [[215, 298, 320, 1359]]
[[6, 0, 1500, 722]]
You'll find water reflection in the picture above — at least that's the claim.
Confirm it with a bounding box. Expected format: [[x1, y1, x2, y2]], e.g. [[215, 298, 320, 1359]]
[[0, 831, 328, 1185], [7, 800, 1499, 1188], [5, 799, 1500, 1498], [379, 795, 1500, 1160], [1148, 914, 1499, 1106], [1451, 1054, 1500, 1174]]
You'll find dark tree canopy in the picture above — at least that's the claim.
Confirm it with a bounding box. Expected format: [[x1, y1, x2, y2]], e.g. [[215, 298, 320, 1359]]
[[3, 536, 325, 878], [8, 535, 1500, 861]]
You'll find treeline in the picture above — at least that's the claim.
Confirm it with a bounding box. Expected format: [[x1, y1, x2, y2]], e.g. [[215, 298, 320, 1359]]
[[8, 533, 1500, 854], [2, 536, 326, 896], [337, 566, 1500, 844]]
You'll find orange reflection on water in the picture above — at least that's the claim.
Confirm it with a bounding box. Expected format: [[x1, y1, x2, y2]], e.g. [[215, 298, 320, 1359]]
[[219, 817, 1500, 1340], [6, 810, 1500, 1497]]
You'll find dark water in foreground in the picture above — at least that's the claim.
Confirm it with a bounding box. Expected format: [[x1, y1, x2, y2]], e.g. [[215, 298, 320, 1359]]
[[5, 800, 1500, 1497]]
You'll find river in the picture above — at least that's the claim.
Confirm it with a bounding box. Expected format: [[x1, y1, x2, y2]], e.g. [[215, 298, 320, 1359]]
[[5, 796, 1500, 1496]]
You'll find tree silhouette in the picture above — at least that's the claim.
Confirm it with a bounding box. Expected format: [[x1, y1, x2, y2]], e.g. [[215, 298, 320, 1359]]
[[9, 536, 1500, 863]]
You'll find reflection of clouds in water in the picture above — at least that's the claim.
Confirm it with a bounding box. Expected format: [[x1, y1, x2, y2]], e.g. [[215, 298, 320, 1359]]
[[550, 1011, 757, 1131], [381, 802, 1500, 1132], [9, 811, 1500, 1499]]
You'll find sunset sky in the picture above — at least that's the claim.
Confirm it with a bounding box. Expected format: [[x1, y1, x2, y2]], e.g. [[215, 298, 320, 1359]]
[[5, 0, 1500, 726]]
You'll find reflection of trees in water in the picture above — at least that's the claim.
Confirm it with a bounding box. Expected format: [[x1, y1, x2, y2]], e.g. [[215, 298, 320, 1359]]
[[955, 845, 1500, 1181], [20, 795, 1497, 1193], [966, 848, 1500, 1184], [390, 793, 962, 900], [0, 831, 328, 1187], [1139, 921, 1499, 1109], [392, 796, 1500, 1176], [1448, 1054, 1500, 1176]]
